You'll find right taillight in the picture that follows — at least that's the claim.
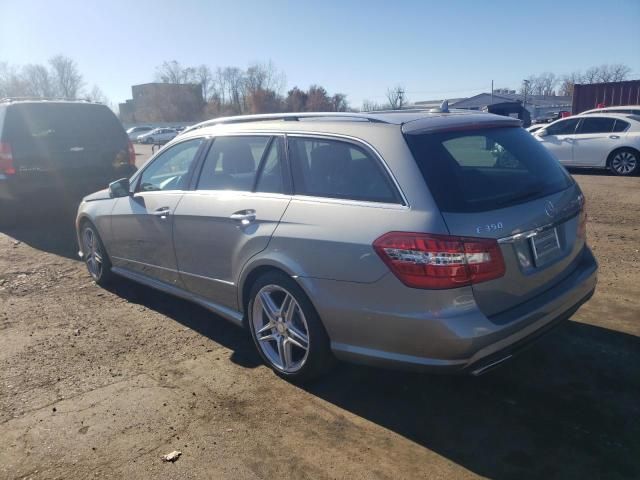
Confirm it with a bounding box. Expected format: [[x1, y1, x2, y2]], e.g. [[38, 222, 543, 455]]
[[0, 142, 16, 175], [373, 232, 505, 289], [576, 193, 587, 240]]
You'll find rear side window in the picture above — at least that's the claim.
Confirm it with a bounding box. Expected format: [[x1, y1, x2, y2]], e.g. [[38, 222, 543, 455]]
[[404, 127, 573, 213], [288, 137, 399, 203], [4, 103, 125, 150], [578, 117, 615, 134], [612, 120, 630, 132], [196, 136, 271, 191], [545, 118, 579, 135]]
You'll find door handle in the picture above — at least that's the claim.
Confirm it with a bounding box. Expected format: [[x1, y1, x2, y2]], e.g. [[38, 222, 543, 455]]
[[230, 209, 256, 226], [152, 207, 171, 218], [609, 135, 620, 139]]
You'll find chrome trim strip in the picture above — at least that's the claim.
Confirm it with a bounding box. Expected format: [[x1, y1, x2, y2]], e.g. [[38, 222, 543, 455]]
[[497, 211, 579, 244], [179, 269, 235, 286], [111, 256, 178, 273], [112, 256, 236, 286]]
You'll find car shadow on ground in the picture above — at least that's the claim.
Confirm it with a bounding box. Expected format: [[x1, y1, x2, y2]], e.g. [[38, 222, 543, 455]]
[[105, 276, 262, 369], [303, 321, 640, 480], [101, 274, 640, 479], [0, 206, 81, 260], [3, 203, 638, 478]]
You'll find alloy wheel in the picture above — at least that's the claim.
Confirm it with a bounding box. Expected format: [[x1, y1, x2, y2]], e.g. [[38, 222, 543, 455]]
[[611, 151, 638, 175], [83, 226, 103, 280], [251, 285, 310, 373]]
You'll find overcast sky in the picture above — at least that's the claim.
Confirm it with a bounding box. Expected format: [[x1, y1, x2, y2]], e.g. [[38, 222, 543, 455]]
[[1, 0, 639, 108]]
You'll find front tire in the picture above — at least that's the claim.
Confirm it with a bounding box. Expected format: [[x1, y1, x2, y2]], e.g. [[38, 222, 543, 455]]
[[609, 148, 639, 176], [81, 222, 114, 286], [248, 271, 334, 382]]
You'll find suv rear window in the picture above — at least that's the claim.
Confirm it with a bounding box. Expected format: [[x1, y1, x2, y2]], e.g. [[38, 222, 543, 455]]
[[404, 127, 573, 213], [4, 103, 125, 150]]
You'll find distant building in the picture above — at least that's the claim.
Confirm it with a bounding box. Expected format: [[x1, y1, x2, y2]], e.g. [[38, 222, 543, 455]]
[[412, 93, 572, 122], [119, 83, 203, 123], [451, 93, 572, 122]]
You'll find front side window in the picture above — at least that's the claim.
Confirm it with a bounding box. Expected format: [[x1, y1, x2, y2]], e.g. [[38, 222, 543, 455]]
[[545, 118, 579, 136], [196, 136, 271, 191], [288, 137, 399, 203], [577, 117, 616, 134], [138, 138, 203, 191]]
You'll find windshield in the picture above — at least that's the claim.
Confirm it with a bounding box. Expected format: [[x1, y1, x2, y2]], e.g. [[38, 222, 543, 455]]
[[404, 127, 574, 213]]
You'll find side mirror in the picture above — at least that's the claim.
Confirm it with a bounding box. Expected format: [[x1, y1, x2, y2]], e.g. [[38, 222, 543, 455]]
[[108, 177, 131, 198], [536, 129, 548, 137]]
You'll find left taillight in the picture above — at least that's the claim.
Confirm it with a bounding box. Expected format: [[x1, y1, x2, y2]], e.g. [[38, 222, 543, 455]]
[[128, 140, 136, 166], [373, 232, 506, 289], [0, 142, 16, 175]]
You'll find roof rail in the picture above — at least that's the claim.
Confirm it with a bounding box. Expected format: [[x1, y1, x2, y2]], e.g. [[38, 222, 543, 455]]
[[0, 96, 93, 104], [181, 112, 389, 134]]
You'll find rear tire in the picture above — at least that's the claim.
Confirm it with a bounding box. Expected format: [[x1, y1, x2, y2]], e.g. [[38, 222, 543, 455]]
[[247, 271, 335, 383], [608, 148, 639, 176], [80, 222, 114, 286]]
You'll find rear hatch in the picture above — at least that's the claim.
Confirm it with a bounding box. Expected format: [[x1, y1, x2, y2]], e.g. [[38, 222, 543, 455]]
[[3, 102, 131, 195], [404, 120, 586, 317]]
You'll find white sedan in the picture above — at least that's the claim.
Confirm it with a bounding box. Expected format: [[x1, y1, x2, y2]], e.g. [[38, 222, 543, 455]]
[[136, 128, 177, 145], [533, 113, 640, 176]]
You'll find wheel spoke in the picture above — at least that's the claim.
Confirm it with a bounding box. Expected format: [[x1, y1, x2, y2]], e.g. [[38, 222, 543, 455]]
[[281, 338, 293, 369], [257, 322, 275, 335], [93, 251, 103, 264], [276, 336, 287, 369], [258, 332, 278, 343], [281, 293, 296, 322], [287, 324, 309, 350], [259, 291, 278, 322]]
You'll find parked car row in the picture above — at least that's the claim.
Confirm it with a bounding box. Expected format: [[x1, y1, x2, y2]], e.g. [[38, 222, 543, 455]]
[[126, 126, 188, 144], [529, 112, 640, 176]]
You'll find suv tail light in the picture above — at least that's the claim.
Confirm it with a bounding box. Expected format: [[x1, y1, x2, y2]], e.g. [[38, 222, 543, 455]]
[[373, 232, 505, 289], [0, 142, 16, 175], [127, 140, 136, 166]]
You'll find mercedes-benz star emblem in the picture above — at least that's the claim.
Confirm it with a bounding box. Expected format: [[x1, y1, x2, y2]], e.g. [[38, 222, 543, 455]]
[[545, 201, 556, 217]]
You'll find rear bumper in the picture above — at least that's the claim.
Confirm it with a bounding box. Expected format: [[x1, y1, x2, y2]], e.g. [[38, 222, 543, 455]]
[[302, 246, 597, 373]]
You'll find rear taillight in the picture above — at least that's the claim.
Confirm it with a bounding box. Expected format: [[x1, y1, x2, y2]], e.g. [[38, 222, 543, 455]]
[[128, 140, 136, 166], [373, 232, 505, 289], [0, 142, 16, 175]]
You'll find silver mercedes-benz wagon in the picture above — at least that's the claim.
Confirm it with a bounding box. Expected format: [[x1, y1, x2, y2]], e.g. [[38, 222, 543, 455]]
[[76, 110, 597, 381]]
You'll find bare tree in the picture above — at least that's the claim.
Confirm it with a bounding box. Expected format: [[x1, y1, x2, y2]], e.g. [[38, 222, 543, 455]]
[[85, 85, 109, 104], [156, 60, 194, 84], [361, 99, 384, 112], [285, 87, 308, 112], [386, 86, 407, 110], [537, 72, 557, 96], [306, 85, 332, 111], [49, 55, 83, 99], [607, 64, 632, 82], [196, 65, 214, 101], [22, 64, 54, 97], [559, 71, 583, 97]]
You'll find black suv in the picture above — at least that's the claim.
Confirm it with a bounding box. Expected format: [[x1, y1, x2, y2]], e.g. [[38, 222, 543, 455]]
[[0, 100, 137, 224]]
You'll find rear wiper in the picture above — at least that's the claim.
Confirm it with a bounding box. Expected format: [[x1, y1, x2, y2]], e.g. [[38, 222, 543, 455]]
[[495, 189, 544, 207]]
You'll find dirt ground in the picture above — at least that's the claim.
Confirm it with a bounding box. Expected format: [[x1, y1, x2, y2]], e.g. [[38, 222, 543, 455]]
[[1, 168, 639, 480]]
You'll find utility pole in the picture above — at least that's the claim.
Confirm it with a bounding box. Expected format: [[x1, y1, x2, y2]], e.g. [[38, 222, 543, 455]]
[[491, 80, 494, 105]]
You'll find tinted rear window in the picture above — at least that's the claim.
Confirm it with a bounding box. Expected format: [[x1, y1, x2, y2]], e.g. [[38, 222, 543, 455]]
[[4, 103, 125, 149], [404, 127, 573, 213]]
